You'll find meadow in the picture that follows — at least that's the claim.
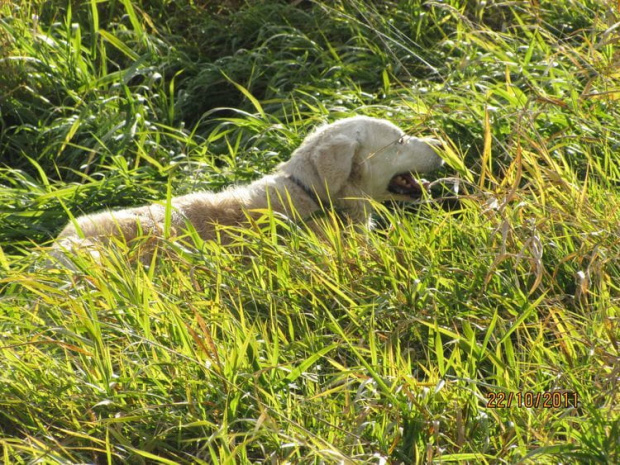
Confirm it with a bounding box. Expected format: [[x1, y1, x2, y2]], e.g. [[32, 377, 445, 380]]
[[0, 0, 618, 463]]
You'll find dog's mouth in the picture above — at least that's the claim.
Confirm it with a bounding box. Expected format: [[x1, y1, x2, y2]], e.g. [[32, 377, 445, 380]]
[[387, 173, 429, 199]]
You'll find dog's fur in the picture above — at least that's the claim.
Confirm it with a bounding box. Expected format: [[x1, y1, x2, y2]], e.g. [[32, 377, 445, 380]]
[[55, 116, 443, 253]]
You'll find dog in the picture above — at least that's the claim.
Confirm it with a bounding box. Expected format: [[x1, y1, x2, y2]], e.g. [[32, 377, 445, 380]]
[[55, 116, 444, 255]]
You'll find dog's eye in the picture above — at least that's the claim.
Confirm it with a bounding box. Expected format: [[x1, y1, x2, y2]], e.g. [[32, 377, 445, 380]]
[[397, 136, 406, 145]]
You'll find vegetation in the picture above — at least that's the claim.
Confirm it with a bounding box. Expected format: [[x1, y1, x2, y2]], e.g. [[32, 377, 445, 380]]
[[1, 0, 618, 462]]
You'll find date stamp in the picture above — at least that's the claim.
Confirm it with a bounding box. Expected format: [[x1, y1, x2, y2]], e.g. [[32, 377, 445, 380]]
[[486, 391, 579, 408]]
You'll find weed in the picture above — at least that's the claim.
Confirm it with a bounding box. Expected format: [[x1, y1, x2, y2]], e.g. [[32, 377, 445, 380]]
[[1, 0, 618, 463]]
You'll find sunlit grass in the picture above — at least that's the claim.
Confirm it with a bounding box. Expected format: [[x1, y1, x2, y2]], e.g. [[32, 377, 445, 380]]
[[1, 0, 618, 463]]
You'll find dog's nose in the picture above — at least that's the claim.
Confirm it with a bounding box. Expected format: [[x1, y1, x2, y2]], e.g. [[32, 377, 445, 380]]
[[422, 138, 445, 161], [425, 139, 446, 168], [425, 138, 444, 150]]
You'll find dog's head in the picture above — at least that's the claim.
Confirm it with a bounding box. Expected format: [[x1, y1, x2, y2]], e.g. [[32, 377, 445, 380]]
[[280, 116, 444, 202]]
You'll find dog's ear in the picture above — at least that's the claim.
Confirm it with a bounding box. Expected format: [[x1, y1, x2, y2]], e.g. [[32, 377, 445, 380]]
[[311, 134, 360, 195]]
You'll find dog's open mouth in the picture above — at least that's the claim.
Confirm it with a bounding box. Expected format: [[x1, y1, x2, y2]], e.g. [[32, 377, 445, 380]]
[[388, 173, 429, 199]]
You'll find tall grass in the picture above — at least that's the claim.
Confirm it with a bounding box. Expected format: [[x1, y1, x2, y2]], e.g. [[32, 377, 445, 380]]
[[1, 0, 618, 463]]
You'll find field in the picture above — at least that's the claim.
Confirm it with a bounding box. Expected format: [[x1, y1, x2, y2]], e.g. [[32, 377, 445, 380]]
[[1, 0, 619, 463]]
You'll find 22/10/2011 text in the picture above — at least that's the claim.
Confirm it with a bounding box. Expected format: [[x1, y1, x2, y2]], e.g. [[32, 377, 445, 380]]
[[486, 391, 579, 408]]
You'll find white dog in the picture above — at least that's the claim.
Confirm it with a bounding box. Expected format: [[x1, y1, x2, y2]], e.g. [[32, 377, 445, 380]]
[[55, 116, 443, 252]]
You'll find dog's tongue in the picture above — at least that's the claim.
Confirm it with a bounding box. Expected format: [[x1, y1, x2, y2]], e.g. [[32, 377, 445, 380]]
[[388, 173, 429, 198]]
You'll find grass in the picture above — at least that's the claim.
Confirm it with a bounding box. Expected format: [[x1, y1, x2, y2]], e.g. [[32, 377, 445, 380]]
[[1, 0, 619, 463]]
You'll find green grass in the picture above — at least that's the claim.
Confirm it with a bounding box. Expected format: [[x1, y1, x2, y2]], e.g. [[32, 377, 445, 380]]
[[1, 0, 619, 463]]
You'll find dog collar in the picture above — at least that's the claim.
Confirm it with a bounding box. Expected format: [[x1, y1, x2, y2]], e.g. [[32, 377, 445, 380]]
[[287, 174, 324, 207], [286, 174, 350, 224]]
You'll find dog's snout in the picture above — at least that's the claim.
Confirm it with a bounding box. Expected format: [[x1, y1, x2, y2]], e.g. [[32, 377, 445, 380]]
[[421, 138, 446, 167], [424, 138, 444, 150]]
